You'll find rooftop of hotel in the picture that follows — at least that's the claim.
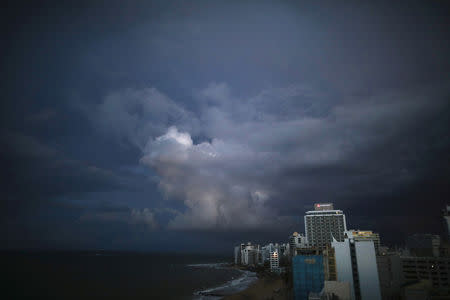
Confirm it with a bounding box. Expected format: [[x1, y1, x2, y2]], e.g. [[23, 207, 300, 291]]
[[305, 210, 344, 215]]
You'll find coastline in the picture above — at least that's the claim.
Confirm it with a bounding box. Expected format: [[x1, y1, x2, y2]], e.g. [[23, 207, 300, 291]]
[[191, 263, 289, 300], [222, 275, 288, 300], [191, 263, 258, 299]]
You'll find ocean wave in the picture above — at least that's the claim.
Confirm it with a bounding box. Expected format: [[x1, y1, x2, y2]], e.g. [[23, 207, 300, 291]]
[[191, 265, 257, 300]]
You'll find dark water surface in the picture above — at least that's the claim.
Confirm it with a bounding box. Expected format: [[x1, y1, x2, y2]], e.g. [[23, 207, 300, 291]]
[[2, 251, 240, 300]]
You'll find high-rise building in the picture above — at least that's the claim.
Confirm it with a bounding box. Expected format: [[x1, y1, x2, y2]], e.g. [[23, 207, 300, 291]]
[[261, 245, 271, 263], [305, 203, 347, 249], [234, 245, 241, 264], [238, 243, 246, 264], [292, 255, 325, 300], [332, 234, 382, 300], [280, 243, 289, 256], [261, 243, 277, 263], [294, 247, 336, 282], [347, 230, 381, 255], [289, 232, 308, 256], [270, 250, 279, 271], [241, 242, 259, 265]]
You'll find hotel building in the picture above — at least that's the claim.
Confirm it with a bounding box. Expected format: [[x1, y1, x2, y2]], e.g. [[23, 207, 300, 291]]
[[305, 203, 347, 249]]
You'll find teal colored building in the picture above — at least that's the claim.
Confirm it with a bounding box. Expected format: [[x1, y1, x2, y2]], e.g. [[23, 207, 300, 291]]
[[292, 255, 324, 300]]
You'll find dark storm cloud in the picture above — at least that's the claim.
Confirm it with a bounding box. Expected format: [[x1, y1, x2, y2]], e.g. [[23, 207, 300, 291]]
[[83, 87, 199, 150], [0, 131, 130, 225], [80, 207, 158, 230], [1, 0, 450, 250], [92, 80, 449, 234], [0, 130, 140, 249]]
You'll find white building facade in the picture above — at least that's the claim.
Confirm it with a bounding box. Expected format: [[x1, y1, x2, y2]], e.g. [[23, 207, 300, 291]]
[[240, 242, 259, 265], [332, 232, 382, 300], [270, 250, 279, 271], [234, 246, 241, 264], [347, 230, 381, 255]]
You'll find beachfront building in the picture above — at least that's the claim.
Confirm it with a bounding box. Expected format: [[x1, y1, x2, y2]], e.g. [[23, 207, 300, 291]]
[[260, 242, 290, 264], [234, 245, 241, 265], [280, 243, 289, 257], [289, 232, 308, 256], [261, 243, 276, 264], [233, 243, 246, 265], [241, 242, 260, 265], [292, 255, 324, 300], [305, 203, 347, 250], [332, 233, 381, 300], [270, 250, 279, 271], [261, 245, 270, 264]]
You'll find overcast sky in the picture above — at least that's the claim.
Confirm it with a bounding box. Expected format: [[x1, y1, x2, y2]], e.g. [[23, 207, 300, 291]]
[[1, 0, 449, 253]]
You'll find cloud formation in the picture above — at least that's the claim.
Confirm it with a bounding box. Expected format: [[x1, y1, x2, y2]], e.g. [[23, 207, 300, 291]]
[[2, 0, 450, 250], [131, 82, 449, 230], [140, 126, 281, 230], [93, 88, 198, 150]]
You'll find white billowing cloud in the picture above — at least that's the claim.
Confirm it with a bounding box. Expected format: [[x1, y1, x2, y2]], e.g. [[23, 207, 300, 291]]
[[158, 126, 193, 147], [140, 126, 284, 230]]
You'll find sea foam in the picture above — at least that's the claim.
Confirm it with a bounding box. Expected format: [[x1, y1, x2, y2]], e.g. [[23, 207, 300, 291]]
[[189, 264, 257, 300]]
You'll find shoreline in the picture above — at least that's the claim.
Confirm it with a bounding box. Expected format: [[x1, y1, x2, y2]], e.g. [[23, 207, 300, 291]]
[[192, 263, 258, 299], [192, 263, 289, 300], [223, 265, 289, 300], [222, 275, 288, 300]]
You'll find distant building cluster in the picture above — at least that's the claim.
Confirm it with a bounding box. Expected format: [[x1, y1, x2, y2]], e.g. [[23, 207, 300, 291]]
[[233, 203, 450, 300], [234, 241, 289, 272]]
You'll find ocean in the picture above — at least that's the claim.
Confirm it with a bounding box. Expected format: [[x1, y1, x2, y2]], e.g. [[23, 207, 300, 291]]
[[2, 251, 257, 300]]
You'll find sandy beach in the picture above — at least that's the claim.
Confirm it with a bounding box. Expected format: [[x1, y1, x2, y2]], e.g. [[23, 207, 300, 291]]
[[223, 276, 289, 300]]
